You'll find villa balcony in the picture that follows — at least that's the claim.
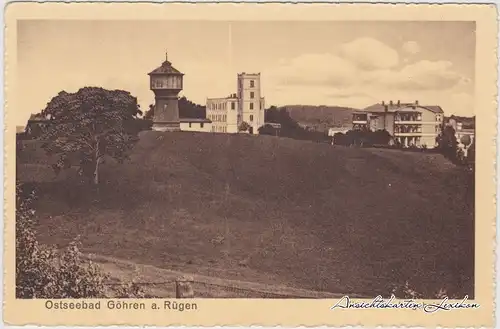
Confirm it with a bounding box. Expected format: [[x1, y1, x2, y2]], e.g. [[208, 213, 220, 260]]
[[394, 121, 439, 125], [352, 120, 368, 124], [394, 132, 437, 137]]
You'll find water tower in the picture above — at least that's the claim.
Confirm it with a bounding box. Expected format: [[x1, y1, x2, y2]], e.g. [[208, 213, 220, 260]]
[[148, 51, 184, 131]]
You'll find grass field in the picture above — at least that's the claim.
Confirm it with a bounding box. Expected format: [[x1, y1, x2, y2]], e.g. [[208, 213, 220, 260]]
[[17, 131, 474, 298]]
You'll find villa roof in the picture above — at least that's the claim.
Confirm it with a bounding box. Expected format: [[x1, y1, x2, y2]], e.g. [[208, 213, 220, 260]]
[[179, 118, 212, 123], [363, 103, 444, 114], [148, 60, 184, 76]]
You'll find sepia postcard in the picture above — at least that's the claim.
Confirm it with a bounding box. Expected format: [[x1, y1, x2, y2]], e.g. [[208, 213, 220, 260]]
[[4, 2, 498, 328]]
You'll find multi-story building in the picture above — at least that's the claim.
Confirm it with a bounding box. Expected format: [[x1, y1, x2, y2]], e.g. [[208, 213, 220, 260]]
[[206, 73, 265, 134], [206, 94, 239, 133], [352, 100, 444, 148]]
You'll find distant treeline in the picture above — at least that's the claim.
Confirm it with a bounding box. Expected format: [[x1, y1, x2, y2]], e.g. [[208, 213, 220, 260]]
[[261, 106, 330, 142], [144, 96, 206, 120], [331, 129, 393, 147]]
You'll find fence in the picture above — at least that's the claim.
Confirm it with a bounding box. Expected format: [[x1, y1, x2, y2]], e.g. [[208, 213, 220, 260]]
[[103, 276, 363, 299]]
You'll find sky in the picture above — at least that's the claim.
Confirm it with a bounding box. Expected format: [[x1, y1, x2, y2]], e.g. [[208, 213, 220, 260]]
[[17, 20, 475, 126]]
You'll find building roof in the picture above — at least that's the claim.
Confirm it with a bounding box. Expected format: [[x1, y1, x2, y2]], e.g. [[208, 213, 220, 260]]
[[207, 96, 238, 101], [179, 118, 212, 123], [363, 102, 444, 114], [237, 72, 260, 76], [148, 60, 184, 76]]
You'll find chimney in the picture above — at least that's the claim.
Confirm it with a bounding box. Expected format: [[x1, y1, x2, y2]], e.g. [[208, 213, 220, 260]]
[[381, 101, 385, 106], [415, 100, 419, 106], [390, 100, 393, 106], [165, 50, 168, 61], [397, 100, 400, 106]]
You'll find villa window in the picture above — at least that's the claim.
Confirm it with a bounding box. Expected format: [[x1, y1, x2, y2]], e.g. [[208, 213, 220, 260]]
[[201, 123, 204, 128], [250, 103, 254, 110], [250, 115, 254, 122], [231, 102, 235, 110], [250, 92, 255, 99], [250, 80, 255, 88], [189, 123, 192, 128]]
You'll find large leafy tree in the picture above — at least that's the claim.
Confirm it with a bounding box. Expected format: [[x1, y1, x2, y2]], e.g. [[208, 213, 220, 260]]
[[39, 87, 143, 184]]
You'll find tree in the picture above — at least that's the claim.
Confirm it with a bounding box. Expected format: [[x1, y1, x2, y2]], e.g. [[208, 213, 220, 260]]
[[144, 97, 206, 120], [179, 96, 206, 118], [467, 139, 475, 170], [258, 124, 279, 136], [436, 125, 459, 162], [238, 121, 251, 133], [144, 104, 155, 120], [333, 132, 347, 145], [371, 129, 392, 145], [39, 87, 143, 185]]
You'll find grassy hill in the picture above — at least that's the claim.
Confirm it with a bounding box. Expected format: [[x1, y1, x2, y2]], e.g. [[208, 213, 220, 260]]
[[281, 105, 356, 132], [17, 132, 474, 298]]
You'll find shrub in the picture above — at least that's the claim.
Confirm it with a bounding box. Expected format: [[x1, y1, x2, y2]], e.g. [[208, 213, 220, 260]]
[[238, 121, 251, 133], [16, 181, 145, 298]]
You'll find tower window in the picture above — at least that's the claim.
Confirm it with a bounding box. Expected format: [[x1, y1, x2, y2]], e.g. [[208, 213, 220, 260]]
[[250, 103, 254, 110], [250, 92, 255, 99], [231, 102, 235, 110], [250, 80, 255, 88]]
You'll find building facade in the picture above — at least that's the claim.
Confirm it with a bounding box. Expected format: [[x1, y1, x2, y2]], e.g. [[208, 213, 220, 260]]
[[179, 118, 212, 133], [206, 95, 239, 133], [206, 73, 265, 134], [352, 100, 444, 148]]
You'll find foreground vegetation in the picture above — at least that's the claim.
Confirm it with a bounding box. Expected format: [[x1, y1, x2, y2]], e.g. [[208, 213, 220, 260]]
[[16, 181, 146, 298]]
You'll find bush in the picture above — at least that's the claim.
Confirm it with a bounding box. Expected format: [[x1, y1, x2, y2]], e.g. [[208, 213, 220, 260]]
[[333, 129, 392, 147], [258, 124, 279, 136], [238, 121, 251, 133], [16, 181, 145, 298]]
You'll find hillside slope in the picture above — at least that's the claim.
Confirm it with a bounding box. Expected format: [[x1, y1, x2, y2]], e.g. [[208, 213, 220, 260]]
[[18, 132, 474, 297]]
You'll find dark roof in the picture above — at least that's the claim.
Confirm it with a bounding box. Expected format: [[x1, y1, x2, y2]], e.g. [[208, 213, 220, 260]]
[[148, 60, 184, 76], [179, 118, 211, 123], [363, 103, 444, 114]]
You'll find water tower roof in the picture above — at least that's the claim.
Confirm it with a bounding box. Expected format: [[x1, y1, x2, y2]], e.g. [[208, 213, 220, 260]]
[[148, 60, 184, 76]]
